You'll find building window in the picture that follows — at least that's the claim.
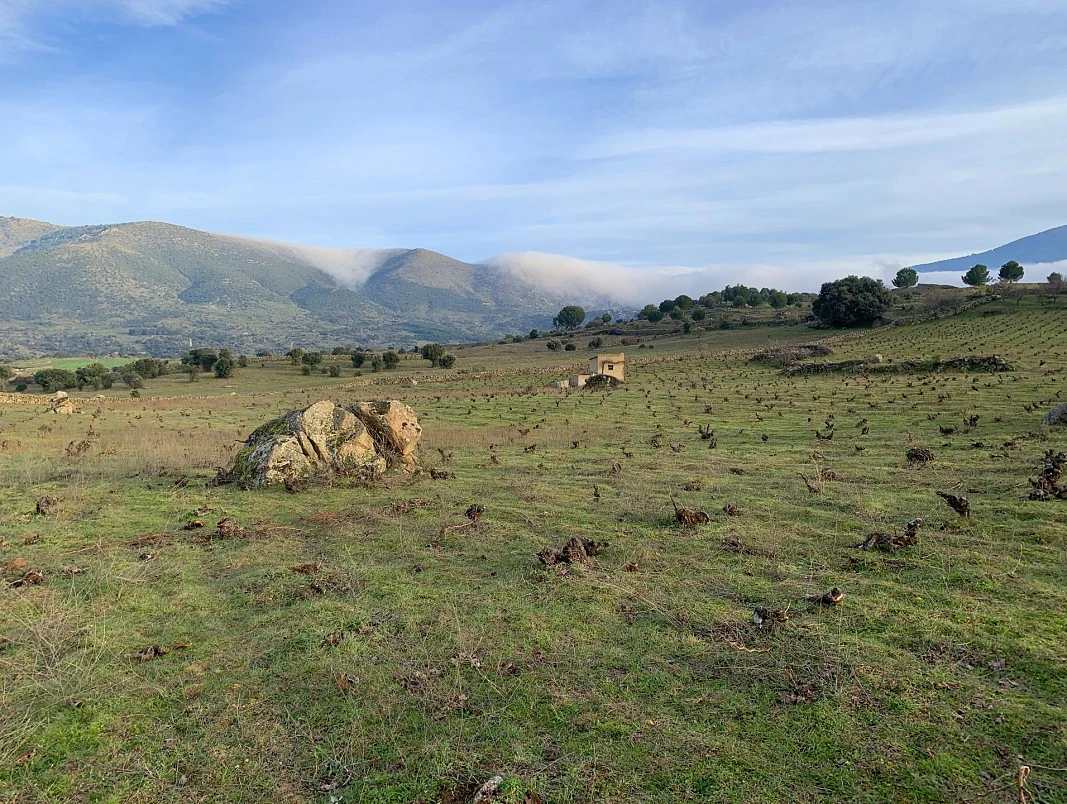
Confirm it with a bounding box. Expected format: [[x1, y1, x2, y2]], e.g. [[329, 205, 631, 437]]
[[607, 364, 614, 370]]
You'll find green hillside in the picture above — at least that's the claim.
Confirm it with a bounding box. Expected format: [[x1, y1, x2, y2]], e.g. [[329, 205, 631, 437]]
[[0, 218, 568, 359]]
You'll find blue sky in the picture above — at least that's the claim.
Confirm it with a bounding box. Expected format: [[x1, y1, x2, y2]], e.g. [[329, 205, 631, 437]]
[[2, 0, 1066, 294]]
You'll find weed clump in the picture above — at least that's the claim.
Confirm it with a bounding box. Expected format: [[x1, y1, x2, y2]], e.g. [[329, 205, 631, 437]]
[[1029, 450, 1066, 500], [538, 537, 608, 566], [936, 491, 971, 518], [906, 447, 935, 465], [855, 517, 923, 551]]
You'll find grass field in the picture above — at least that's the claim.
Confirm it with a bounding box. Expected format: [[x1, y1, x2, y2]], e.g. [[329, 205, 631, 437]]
[[1, 292, 1065, 802]]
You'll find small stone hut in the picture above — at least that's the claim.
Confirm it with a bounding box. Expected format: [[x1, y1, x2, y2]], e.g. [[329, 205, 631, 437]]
[[570, 352, 625, 387]]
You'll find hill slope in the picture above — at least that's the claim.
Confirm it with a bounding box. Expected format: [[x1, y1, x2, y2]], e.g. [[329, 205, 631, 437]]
[[0, 218, 573, 358], [909, 224, 1067, 274]]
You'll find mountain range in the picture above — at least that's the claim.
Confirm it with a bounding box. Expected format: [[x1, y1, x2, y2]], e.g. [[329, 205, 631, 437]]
[[0, 217, 600, 359], [2, 215, 1065, 359], [909, 225, 1067, 275]]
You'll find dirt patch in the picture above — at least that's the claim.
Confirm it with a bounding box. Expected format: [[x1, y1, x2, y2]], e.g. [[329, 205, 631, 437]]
[[126, 642, 190, 662]]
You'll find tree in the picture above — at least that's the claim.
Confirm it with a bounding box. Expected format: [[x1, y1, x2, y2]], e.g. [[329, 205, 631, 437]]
[[601, 313, 612, 323], [674, 294, 693, 310], [768, 290, 789, 308], [33, 369, 77, 393], [892, 268, 919, 289], [691, 307, 706, 321], [1048, 271, 1064, 289], [0, 366, 11, 391], [301, 351, 322, 366], [382, 350, 400, 369], [553, 305, 586, 329], [75, 362, 111, 390], [214, 357, 235, 378], [646, 308, 665, 323], [351, 350, 367, 368], [668, 306, 684, 320], [287, 348, 305, 366], [421, 343, 446, 366], [439, 354, 456, 369], [962, 264, 990, 286], [328, 365, 341, 377], [120, 371, 145, 389], [999, 260, 1024, 284], [237, 354, 249, 367], [528, 329, 539, 340], [812, 276, 893, 328], [182, 348, 217, 372], [370, 355, 384, 372]]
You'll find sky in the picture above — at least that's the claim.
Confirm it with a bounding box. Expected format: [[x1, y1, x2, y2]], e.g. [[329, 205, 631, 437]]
[[1, 0, 1066, 297]]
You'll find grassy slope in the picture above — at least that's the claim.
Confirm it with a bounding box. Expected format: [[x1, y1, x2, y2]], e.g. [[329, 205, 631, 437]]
[[0, 294, 1065, 802]]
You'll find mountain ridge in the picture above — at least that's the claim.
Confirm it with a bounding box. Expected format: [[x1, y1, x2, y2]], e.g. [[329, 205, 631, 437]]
[[0, 217, 578, 359], [908, 225, 1067, 275]]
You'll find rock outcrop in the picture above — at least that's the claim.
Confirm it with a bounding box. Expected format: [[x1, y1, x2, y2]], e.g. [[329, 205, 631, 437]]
[[51, 391, 76, 415], [222, 400, 421, 487]]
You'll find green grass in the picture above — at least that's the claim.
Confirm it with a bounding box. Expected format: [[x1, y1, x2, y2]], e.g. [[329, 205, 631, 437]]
[[1, 291, 1065, 802], [9, 357, 132, 373]]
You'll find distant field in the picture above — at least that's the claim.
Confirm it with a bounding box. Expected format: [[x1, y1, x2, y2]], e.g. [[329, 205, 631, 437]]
[[0, 290, 1064, 802], [10, 356, 131, 373]]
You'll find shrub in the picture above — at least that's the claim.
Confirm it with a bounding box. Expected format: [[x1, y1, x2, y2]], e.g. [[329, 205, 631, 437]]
[[382, 350, 400, 369], [564, 343, 577, 351], [691, 307, 706, 321], [588, 337, 603, 349], [351, 351, 367, 368], [812, 276, 892, 328], [33, 369, 78, 393], [370, 356, 383, 372], [328, 365, 341, 377], [238, 354, 249, 367], [546, 340, 562, 351], [301, 365, 312, 375], [439, 354, 456, 369], [213, 358, 235, 379]]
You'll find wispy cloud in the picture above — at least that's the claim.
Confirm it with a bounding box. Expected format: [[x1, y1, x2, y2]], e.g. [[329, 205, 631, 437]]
[[0, 0, 230, 58], [0, 0, 1065, 280]]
